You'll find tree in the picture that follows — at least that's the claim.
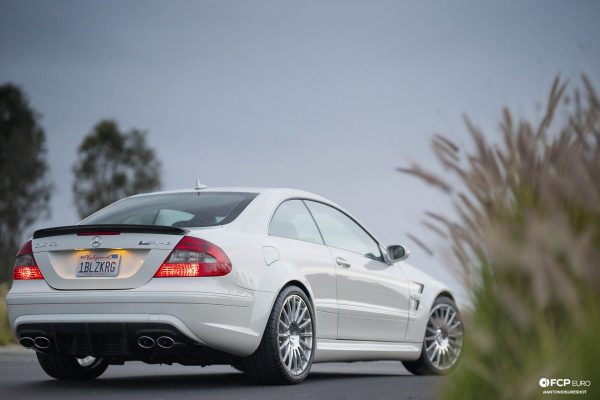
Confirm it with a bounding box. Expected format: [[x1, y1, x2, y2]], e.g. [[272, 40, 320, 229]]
[[72, 120, 162, 218], [0, 83, 52, 283]]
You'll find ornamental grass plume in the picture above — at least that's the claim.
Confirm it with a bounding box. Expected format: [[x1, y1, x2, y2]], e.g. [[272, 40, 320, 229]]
[[400, 76, 600, 399]]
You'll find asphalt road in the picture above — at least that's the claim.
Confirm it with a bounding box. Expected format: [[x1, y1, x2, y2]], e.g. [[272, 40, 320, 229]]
[[0, 348, 443, 400]]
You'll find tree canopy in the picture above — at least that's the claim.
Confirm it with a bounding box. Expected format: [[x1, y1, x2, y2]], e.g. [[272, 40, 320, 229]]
[[0, 83, 52, 283], [73, 120, 161, 218], [72, 120, 162, 218]]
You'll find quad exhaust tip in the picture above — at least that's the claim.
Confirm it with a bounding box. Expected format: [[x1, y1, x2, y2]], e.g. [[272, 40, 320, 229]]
[[19, 337, 35, 349], [34, 337, 50, 349], [156, 336, 175, 349], [137, 336, 155, 349], [20, 336, 51, 349]]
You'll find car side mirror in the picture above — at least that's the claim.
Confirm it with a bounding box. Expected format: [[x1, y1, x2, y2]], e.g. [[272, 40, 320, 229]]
[[387, 245, 409, 262]]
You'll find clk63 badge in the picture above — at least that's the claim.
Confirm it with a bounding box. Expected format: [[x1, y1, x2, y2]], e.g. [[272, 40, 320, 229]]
[[34, 241, 57, 249]]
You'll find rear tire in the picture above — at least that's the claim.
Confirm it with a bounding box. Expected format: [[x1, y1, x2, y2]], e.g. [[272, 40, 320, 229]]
[[403, 296, 463, 375], [36, 353, 109, 380], [242, 285, 315, 385]]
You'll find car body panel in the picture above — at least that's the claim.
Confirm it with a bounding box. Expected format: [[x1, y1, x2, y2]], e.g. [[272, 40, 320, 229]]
[[331, 247, 411, 342], [264, 235, 339, 339]]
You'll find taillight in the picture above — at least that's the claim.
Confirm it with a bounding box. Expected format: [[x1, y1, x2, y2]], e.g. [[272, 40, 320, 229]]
[[154, 236, 232, 278], [13, 240, 44, 280]]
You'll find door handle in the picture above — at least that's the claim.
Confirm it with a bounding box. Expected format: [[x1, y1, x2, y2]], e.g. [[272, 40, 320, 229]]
[[336, 257, 351, 268]]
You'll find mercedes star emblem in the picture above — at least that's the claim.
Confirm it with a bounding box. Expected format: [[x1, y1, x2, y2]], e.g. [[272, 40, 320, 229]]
[[91, 236, 102, 248]]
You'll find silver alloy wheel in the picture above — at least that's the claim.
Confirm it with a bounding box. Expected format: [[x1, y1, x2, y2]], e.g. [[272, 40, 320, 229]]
[[424, 303, 463, 370], [277, 294, 313, 375], [76, 356, 100, 368]]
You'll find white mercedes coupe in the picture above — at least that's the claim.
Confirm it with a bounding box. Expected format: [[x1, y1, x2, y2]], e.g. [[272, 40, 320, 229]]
[[7, 187, 463, 384]]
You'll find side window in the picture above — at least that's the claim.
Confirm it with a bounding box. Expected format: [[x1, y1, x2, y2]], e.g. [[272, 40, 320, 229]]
[[269, 200, 324, 245], [305, 201, 382, 261]]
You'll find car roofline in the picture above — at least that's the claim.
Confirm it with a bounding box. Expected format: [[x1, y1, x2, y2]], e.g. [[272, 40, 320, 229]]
[[128, 187, 321, 199], [117, 187, 388, 248]]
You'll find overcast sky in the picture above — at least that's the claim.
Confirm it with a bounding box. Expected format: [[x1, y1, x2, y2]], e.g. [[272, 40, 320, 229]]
[[1, 0, 599, 295]]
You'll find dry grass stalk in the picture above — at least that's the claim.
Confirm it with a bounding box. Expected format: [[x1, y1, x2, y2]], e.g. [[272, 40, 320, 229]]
[[401, 76, 600, 399]]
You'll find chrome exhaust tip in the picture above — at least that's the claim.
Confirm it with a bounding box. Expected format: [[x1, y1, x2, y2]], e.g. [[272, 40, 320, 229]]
[[137, 336, 155, 349], [19, 337, 35, 349], [156, 336, 175, 349], [34, 336, 50, 349]]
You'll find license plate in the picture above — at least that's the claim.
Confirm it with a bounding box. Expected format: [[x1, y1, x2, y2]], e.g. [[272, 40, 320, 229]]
[[76, 253, 121, 277]]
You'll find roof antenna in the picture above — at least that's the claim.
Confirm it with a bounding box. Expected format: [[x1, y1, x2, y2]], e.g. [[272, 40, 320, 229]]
[[195, 179, 207, 191]]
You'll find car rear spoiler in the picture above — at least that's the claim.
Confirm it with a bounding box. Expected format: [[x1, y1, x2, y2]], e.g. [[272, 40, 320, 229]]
[[33, 225, 188, 239]]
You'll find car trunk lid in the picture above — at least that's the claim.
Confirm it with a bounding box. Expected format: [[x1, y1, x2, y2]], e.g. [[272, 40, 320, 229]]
[[32, 225, 186, 290]]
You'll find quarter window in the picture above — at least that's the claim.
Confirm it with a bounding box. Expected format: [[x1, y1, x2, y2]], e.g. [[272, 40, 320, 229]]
[[305, 201, 382, 260], [269, 200, 323, 245]]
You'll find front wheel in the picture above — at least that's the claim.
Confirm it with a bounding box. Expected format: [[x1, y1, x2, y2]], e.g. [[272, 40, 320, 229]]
[[36, 353, 109, 380], [403, 296, 464, 375], [242, 285, 315, 384]]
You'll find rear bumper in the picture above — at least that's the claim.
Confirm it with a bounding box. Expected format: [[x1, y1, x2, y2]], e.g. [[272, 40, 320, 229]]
[[16, 321, 240, 365], [7, 280, 276, 357]]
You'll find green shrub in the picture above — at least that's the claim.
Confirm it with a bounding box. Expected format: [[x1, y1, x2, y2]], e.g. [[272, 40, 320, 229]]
[[401, 76, 600, 399], [0, 284, 15, 345]]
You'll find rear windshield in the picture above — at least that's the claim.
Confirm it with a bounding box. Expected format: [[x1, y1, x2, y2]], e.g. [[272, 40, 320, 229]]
[[81, 192, 258, 227]]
